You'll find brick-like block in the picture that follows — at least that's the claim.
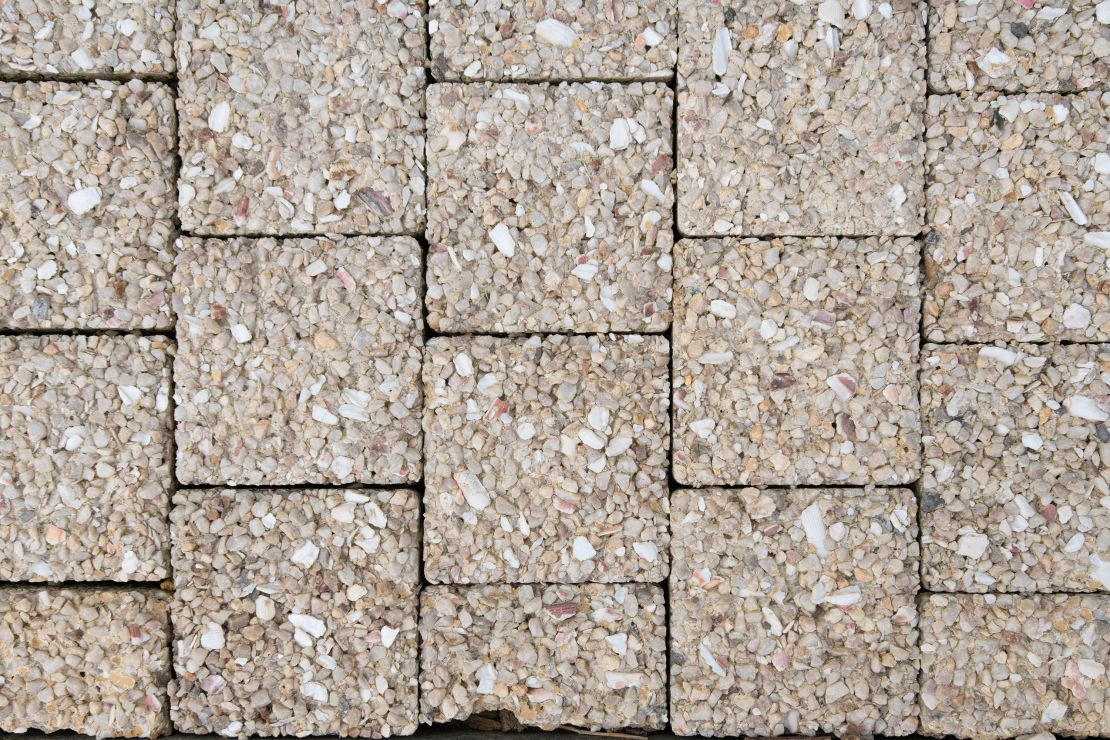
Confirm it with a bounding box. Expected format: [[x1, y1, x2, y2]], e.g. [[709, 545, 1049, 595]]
[[922, 343, 1110, 591], [0, 81, 176, 329], [173, 235, 423, 485], [921, 593, 1110, 738], [677, 0, 925, 235], [928, 0, 1107, 93], [673, 237, 921, 486], [177, 0, 426, 235], [170, 488, 419, 737], [0, 335, 171, 582], [420, 583, 667, 730], [0, 588, 171, 738], [426, 82, 672, 333], [0, 0, 175, 76], [423, 334, 669, 583], [925, 92, 1108, 342], [669, 487, 920, 736], [430, 0, 677, 80]]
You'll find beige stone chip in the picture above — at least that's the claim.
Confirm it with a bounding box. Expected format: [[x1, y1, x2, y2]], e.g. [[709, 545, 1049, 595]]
[[925, 91, 1108, 342], [429, 0, 677, 81], [423, 334, 669, 583], [420, 583, 667, 731], [176, 0, 426, 235], [0, 335, 171, 582], [0, 0, 175, 76], [426, 82, 673, 333], [170, 488, 419, 737], [669, 487, 920, 737], [673, 236, 921, 486], [922, 343, 1110, 592], [0, 588, 171, 738], [0, 80, 176, 329], [173, 235, 423, 486], [921, 593, 1110, 738], [677, 0, 925, 235], [928, 0, 1108, 93]]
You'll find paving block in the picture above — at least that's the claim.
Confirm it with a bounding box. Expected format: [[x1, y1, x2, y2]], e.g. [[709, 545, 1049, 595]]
[[420, 583, 667, 731], [672, 236, 921, 486], [0, 80, 175, 329], [170, 488, 420, 737], [922, 343, 1110, 591], [669, 487, 919, 736], [173, 235, 423, 485], [426, 82, 672, 332], [423, 334, 669, 583]]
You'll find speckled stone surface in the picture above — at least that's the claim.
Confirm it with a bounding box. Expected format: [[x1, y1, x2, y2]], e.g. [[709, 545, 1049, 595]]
[[425, 82, 673, 333], [423, 334, 669, 584], [0, 335, 171, 582], [928, 0, 1108, 93], [420, 583, 667, 731], [176, 0, 426, 235], [669, 487, 920, 737], [925, 91, 1108, 342], [429, 0, 677, 81], [0, 0, 175, 76], [0, 80, 176, 329], [921, 593, 1110, 738], [169, 488, 419, 737], [173, 235, 423, 486], [672, 236, 921, 486], [922, 343, 1110, 592], [0, 588, 171, 738], [677, 0, 925, 235]]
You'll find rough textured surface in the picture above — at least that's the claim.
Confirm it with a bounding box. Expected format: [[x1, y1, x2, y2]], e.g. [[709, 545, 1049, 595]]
[[176, 0, 426, 235], [429, 0, 677, 80], [420, 583, 667, 731], [423, 334, 669, 583], [426, 82, 673, 333], [921, 593, 1110, 738], [0, 0, 175, 76], [922, 343, 1110, 592], [0, 335, 171, 582], [0, 588, 171, 738], [928, 0, 1108, 93], [672, 236, 921, 486], [169, 488, 419, 738], [925, 91, 1108, 342], [0, 80, 176, 329], [669, 487, 920, 737], [677, 0, 925, 235], [173, 235, 423, 486]]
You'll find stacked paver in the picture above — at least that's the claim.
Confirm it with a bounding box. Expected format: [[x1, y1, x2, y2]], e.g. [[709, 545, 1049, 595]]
[[0, 0, 1107, 738]]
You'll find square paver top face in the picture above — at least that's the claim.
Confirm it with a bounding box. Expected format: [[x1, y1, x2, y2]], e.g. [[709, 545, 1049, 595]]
[[928, 0, 1108, 93], [426, 82, 673, 333], [423, 334, 669, 584], [677, 0, 925, 236], [922, 343, 1110, 592], [173, 235, 423, 486], [672, 236, 921, 487], [0, 335, 171, 582], [420, 583, 667, 731], [0, 0, 175, 76], [0, 588, 171, 738], [925, 92, 1108, 342], [170, 488, 419, 737], [0, 81, 176, 329], [176, 0, 426, 235], [921, 593, 1110, 738], [429, 0, 677, 81], [669, 487, 920, 737]]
